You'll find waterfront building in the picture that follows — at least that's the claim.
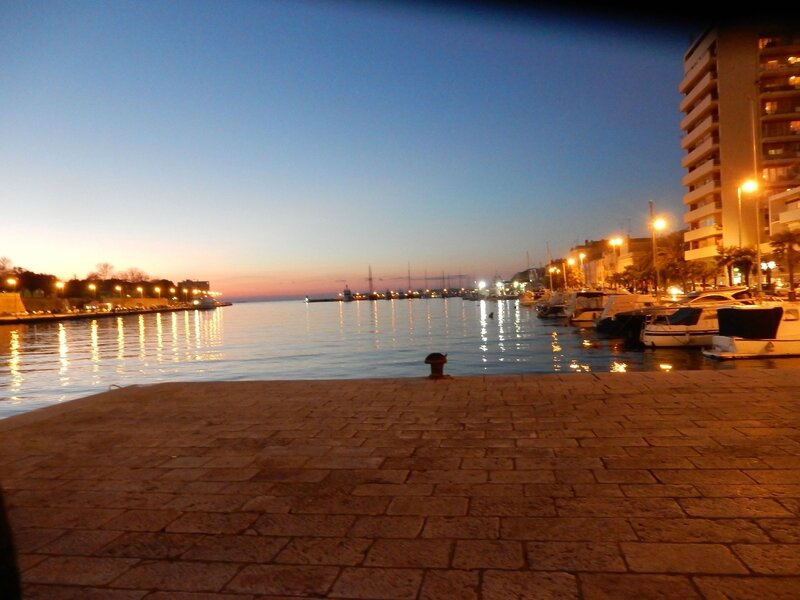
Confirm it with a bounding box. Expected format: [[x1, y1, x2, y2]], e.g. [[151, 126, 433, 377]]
[[680, 24, 800, 270]]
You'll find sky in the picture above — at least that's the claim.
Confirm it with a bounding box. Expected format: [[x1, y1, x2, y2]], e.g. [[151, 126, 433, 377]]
[[1, 0, 703, 300]]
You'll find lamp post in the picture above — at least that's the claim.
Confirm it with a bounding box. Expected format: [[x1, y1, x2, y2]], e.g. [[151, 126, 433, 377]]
[[6, 277, 17, 293], [609, 237, 622, 289], [137, 286, 143, 298], [561, 259, 568, 289], [88, 283, 97, 299], [548, 266, 557, 292], [579, 252, 586, 286], [154, 286, 161, 299], [737, 179, 758, 249], [649, 201, 667, 300], [55, 281, 64, 298], [115, 285, 122, 298]]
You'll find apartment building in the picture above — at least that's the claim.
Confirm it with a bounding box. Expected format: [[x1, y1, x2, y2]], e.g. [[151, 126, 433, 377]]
[[680, 24, 800, 264]]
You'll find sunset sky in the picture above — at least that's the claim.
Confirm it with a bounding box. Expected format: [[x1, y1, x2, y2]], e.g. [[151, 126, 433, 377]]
[[2, 1, 701, 300]]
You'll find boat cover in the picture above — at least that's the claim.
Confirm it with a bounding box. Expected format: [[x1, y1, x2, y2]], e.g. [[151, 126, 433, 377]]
[[716, 306, 783, 338]]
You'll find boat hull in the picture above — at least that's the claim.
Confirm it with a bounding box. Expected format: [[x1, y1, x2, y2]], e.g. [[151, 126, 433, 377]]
[[703, 336, 800, 360]]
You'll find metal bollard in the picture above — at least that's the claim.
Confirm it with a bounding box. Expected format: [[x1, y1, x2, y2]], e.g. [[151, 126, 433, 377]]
[[424, 352, 448, 379]]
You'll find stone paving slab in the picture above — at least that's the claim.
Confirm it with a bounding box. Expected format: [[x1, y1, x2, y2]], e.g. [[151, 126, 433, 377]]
[[1, 369, 800, 599]]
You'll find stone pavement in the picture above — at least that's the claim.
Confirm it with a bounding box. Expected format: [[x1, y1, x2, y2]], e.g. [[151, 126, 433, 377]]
[[1, 369, 800, 599]]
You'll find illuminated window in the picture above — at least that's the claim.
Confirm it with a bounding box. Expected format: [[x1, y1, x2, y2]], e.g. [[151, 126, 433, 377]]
[[792, 121, 800, 134], [765, 101, 777, 115]]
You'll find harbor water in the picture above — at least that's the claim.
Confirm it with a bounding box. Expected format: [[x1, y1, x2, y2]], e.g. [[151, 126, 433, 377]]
[[3, 298, 800, 419]]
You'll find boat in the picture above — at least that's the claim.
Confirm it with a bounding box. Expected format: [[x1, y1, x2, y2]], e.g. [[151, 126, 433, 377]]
[[594, 293, 659, 334], [535, 290, 567, 319], [196, 296, 218, 310], [600, 286, 756, 347], [702, 303, 800, 359], [640, 305, 726, 348], [519, 290, 536, 306], [564, 289, 639, 327]]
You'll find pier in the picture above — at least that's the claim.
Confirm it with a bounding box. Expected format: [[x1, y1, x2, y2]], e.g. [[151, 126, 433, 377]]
[[2, 370, 799, 598]]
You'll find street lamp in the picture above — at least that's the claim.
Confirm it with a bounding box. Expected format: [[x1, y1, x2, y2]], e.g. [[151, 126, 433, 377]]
[[154, 286, 161, 298], [579, 252, 586, 286], [88, 283, 97, 298], [548, 266, 558, 292], [136, 286, 143, 298], [737, 179, 758, 248], [55, 281, 64, 297], [6, 277, 17, 293], [609, 238, 623, 288], [115, 284, 122, 298], [649, 203, 667, 300]]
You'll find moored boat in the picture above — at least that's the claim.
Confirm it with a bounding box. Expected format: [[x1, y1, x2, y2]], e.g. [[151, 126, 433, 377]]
[[599, 286, 756, 347], [702, 303, 800, 359]]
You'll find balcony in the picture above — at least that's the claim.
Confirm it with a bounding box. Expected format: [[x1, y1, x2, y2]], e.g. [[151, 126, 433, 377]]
[[681, 114, 716, 150], [683, 201, 720, 225], [778, 206, 800, 231], [681, 95, 717, 132], [683, 180, 719, 208], [685, 245, 721, 261], [679, 51, 713, 94], [684, 225, 720, 243], [680, 71, 717, 113], [682, 157, 718, 187], [681, 136, 717, 169]]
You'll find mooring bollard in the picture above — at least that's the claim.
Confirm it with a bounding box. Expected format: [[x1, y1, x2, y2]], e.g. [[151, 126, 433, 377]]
[[424, 352, 448, 379]]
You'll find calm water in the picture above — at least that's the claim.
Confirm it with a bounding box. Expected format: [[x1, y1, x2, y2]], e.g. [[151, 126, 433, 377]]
[[3, 298, 800, 419]]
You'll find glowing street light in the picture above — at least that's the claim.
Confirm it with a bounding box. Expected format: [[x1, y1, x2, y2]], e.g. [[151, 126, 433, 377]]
[[55, 281, 65, 297], [136, 286, 143, 298], [114, 284, 122, 298], [6, 277, 17, 293], [649, 200, 667, 300], [88, 283, 97, 298], [154, 286, 161, 298], [737, 179, 758, 248]]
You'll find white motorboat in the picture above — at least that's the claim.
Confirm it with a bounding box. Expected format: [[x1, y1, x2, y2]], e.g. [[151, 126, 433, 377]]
[[640, 305, 723, 347], [565, 289, 641, 327], [601, 286, 756, 345], [519, 290, 537, 307], [702, 303, 800, 359]]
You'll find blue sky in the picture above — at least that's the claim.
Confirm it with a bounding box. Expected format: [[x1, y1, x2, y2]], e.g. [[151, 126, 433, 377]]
[[1, 0, 698, 299]]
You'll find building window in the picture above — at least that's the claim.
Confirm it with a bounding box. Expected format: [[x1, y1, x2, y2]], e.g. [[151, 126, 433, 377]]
[[765, 101, 778, 115]]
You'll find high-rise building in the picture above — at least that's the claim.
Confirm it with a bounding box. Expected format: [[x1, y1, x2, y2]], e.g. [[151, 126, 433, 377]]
[[680, 25, 800, 265]]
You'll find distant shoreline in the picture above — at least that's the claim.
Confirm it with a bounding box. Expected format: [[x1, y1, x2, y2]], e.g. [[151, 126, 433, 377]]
[[0, 302, 232, 326]]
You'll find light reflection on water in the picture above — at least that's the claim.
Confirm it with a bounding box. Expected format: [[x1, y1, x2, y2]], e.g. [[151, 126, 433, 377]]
[[2, 298, 800, 419]]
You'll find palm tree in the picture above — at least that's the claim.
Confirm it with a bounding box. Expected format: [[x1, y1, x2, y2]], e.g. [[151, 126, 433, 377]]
[[716, 246, 738, 286], [731, 247, 756, 286], [770, 229, 800, 299]]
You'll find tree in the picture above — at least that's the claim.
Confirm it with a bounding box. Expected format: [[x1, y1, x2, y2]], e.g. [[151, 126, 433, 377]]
[[88, 263, 114, 279], [731, 247, 756, 286], [716, 246, 740, 286], [0, 257, 10, 275], [120, 268, 148, 282], [770, 229, 800, 299]]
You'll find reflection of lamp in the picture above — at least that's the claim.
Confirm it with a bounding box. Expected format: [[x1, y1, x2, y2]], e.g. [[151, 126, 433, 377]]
[[737, 179, 758, 249]]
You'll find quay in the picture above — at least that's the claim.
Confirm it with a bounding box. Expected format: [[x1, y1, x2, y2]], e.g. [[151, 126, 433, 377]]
[[1, 370, 800, 598], [0, 302, 233, 326]]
